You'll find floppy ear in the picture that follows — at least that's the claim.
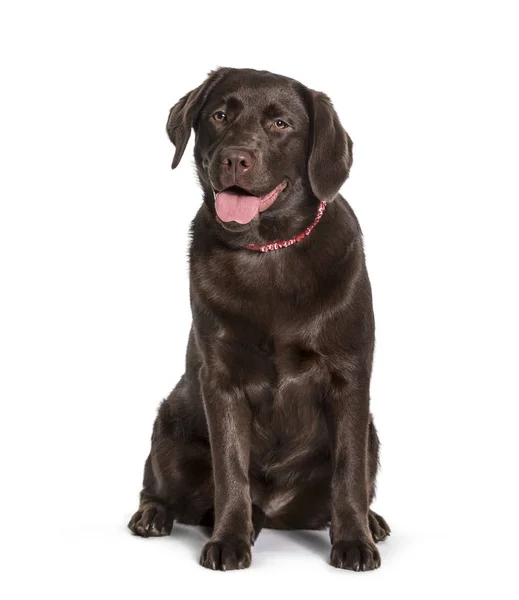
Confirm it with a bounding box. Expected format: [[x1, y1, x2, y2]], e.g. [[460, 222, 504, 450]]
[[308, 91, 353, 201], [166, 68, 230, 169]]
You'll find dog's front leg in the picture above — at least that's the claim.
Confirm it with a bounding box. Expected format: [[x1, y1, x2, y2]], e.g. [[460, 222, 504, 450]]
[[325, 373, 381, 571], [199, 369, 253, 571]]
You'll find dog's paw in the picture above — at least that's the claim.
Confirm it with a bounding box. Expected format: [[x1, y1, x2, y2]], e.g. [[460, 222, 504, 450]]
[[200, 539, 252, 571], [330, 539, 381, 571], [369, 510, 391, 543], [128, 504, 173, 538]]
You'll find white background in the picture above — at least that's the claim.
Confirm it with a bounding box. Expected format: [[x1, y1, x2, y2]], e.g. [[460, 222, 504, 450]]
[[1, 1, 518, 598]]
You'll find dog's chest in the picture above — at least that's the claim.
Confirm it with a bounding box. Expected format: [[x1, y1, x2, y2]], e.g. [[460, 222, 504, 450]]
[[248, 340, 330, 479], [201, 248, 330, 322], [195, 249, 336, 475]]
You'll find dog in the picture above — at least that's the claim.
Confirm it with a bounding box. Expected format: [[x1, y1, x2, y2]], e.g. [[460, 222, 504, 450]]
[[128, 67, 390, 571]]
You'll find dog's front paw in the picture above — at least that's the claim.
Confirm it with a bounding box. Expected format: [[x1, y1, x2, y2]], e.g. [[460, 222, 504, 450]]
[[200, 538, 252, 571], [330, 539, 381, 571]]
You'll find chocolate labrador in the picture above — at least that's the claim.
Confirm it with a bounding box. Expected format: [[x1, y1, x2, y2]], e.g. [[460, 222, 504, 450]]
[[128, 67, 390, 571]]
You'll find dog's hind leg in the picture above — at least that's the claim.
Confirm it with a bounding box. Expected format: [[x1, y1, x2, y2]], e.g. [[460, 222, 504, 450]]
[[251, 504, 267, 542], [368, 510, 391, 542], [128, 385, 213, 537], [128, 454, 175, 537], [367, 416, 391, 543]]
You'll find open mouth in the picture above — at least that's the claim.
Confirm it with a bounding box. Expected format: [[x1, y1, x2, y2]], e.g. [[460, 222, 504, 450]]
[[213, 181, 287, 224]]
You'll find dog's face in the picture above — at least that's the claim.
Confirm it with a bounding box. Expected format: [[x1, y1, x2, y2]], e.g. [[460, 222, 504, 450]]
[[166, 68, 353, 231], [195, 71, 310, 229]]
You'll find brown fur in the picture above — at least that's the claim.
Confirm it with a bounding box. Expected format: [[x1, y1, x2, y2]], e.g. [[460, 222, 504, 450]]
[[128, 68, 390, 571]]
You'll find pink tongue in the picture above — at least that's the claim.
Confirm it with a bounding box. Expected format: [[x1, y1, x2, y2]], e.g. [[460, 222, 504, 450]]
[[215, 190, 261, 224]]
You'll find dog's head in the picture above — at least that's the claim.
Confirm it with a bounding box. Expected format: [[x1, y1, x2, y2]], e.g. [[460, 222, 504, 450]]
[[166, 68, 352, 231]]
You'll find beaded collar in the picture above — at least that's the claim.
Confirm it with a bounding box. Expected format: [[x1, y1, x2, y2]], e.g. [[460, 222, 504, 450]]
[[244, 201, 327, 253]]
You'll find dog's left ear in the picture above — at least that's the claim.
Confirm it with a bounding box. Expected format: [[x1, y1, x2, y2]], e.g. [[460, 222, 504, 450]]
[[308, 91, 353, 202], [166, 68, 230, 169]]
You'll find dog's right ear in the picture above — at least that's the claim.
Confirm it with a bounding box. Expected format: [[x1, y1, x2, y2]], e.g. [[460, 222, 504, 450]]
[[166, 68, 230, 169]]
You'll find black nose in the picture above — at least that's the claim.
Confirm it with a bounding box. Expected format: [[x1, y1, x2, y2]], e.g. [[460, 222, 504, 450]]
[[220, 148, 255, 177]]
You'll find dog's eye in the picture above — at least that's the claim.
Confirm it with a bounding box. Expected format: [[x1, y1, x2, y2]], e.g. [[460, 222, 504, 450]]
[[213, 111, 227, 122], [274, 119, 289, 129]]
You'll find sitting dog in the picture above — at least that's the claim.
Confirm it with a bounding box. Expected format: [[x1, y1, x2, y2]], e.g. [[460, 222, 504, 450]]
[[128, 67, 390, 571]]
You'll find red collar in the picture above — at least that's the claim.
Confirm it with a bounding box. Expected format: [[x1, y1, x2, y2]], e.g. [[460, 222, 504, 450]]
[[244, 201, 327, 253]]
